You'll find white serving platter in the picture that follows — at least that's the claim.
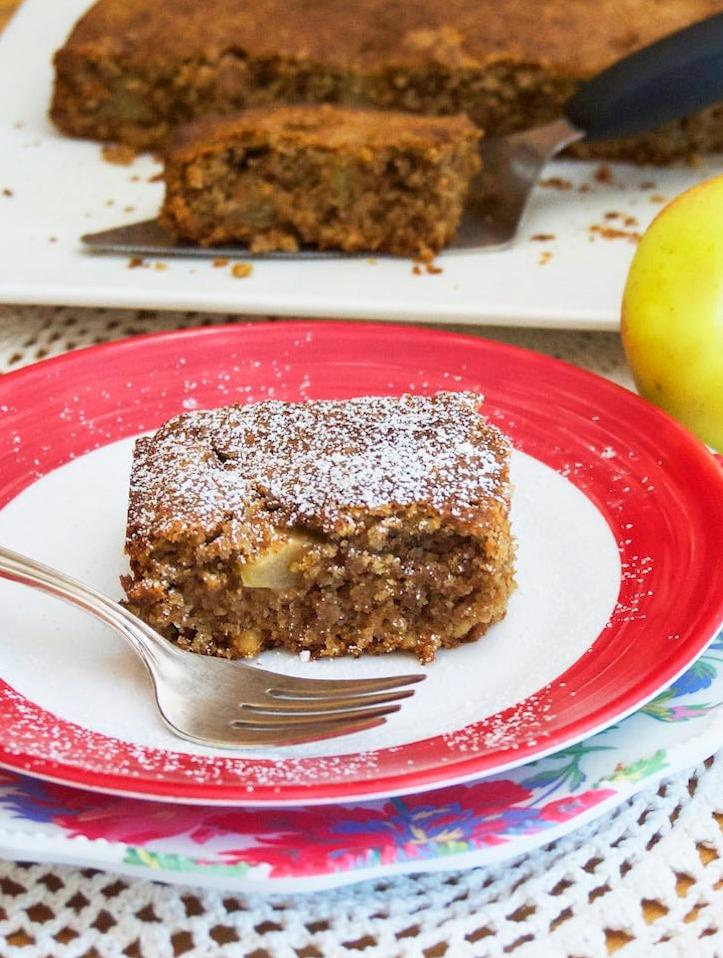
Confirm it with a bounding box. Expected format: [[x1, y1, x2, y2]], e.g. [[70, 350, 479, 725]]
[[0, 0, 721, 328]]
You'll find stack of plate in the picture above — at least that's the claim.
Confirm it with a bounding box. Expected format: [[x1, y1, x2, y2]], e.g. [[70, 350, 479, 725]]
[[0, 322, 720, 893]]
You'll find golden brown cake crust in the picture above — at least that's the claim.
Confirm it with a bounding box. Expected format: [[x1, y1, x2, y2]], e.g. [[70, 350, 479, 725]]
[[57, 0, 721, 77], [51, 0, 723, 162], [127, 392, 510, 544], [168, 105, 480, 161]]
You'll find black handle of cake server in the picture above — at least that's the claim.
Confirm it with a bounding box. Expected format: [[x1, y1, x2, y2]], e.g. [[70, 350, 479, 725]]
[[564, 11, 723, 142]]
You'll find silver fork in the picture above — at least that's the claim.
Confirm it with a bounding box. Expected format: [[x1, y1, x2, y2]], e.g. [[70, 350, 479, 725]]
[[0, 546, 424, 749]]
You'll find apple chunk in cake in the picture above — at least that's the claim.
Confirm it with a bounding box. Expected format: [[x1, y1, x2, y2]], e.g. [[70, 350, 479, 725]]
[[122, 392, 515, 663]]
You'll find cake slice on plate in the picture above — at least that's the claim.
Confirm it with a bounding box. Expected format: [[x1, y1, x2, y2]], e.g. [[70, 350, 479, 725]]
[[123, 392, 515, 663]]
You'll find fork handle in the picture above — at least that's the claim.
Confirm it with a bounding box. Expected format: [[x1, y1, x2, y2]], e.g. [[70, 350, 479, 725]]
[[565, 11, 723, 141], [0, 545, 164, 667]]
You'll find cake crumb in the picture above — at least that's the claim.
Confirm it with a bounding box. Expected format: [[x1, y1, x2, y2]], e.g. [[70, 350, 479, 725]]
[[2, 188, 13, 197], [623, 215, 638, 227], [213, 257, 229, 267], [594, 163, 614, 185], [128, 256, 145, 268], [148, 172, 163, 183], [540, 176, 572, 190], [589, 223, 641, 244], [48, 236, 57, 243], [650, 194, 667, 204], [130, 174, 141, 182], [531, 233, 555, 241], [231, 262, 253, 279], [105, 199, 114, 207], [578, 183, 591, 193], [411, 248, 436, 275], [426, 261, 443, 275], [538, 250, 553, 265], [102, 143, 137, 165], [154, 261, 168, 271], [123, 205, 136, 213], [639, 180, 656, 190], [368, 258, 377, 265], [604, 211, 621, 220], [100, 143, 138, 166]]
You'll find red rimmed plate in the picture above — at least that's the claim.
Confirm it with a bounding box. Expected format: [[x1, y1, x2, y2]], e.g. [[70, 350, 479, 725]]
[[0, 321, 721, 806]]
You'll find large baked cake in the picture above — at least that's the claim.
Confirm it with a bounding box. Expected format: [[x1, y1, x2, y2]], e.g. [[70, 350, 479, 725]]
[[51, 0, 723, 163]]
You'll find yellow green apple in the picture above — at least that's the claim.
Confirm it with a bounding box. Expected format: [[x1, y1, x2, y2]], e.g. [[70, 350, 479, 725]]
[[621, 174, 723, 452]]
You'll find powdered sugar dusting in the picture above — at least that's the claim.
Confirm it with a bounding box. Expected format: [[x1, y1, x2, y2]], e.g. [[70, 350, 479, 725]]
[[0, 684, 384, 791], [128, 392, 510, 540]]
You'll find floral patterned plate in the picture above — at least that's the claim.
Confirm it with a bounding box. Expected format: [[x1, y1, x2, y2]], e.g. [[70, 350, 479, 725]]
[[0, 629, 721, 892]]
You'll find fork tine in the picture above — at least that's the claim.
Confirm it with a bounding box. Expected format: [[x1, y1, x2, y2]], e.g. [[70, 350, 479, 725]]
[[243, 687, 415, 714], [265, 672, 424, 698], [232, 702, 401, 729], [224, 716, 389, 747]]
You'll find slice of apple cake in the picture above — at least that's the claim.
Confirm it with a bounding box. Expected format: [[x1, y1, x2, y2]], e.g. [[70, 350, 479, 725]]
[[122, 392, 515, 663]]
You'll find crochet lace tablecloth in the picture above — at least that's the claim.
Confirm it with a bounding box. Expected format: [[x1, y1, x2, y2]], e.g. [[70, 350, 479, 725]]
[[0, 304, 722, 958]]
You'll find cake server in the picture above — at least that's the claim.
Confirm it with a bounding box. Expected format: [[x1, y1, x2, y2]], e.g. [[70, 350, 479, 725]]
[[0, 545, 424, 749], [82, 11, 723, 256]]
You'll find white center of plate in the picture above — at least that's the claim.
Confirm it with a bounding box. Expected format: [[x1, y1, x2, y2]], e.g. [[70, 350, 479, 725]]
[[0, 438, 620, 759]]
